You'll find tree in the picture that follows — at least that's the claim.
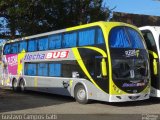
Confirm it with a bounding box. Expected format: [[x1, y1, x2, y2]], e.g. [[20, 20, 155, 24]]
[[0, 0, 109, 39]]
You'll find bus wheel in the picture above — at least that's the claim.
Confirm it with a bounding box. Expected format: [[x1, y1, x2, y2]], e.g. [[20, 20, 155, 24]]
[[74, 84, 88, 104], [12, 79, 18, 92], [19, 80, 25, 92]]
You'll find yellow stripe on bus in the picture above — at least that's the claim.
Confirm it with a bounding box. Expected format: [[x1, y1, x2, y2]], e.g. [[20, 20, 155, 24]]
[[148, 50, 158, 58], [72, 47, 105, 92], [82, 46, 107, 57], [66, 21, 105, 32], [34, 77, 38, 87], [17, 49, 26, 76]]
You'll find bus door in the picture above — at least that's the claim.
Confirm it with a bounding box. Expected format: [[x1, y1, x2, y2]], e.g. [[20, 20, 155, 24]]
[[95, 56, 102, 79], [141, 30, 160, 93], [94, 56, 109, 93], [95, 56, 107, 78]]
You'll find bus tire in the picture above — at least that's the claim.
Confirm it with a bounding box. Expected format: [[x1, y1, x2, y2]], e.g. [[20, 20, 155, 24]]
[[19, 79, 25, 92], [12, 79, 18, 92], [74, 84, 88, 104]]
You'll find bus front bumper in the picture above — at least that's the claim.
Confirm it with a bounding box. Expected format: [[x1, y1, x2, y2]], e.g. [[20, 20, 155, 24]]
[[109, 93, 150, 102]]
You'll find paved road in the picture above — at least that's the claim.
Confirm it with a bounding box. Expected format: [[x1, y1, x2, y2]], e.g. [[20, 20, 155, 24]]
[[0, 86, 160, 120]]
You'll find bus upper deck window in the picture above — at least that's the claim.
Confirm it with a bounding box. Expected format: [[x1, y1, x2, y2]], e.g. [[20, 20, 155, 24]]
[[38, 37, 48, 51], [19, 41, 27, 52], [78, 29, 95, 46], [109, 27, 145, 49], [49, 35, 61, 49], [28, 39, 37, 52], [97, 28, 104, 44], [126, 28, 144, 49], [63, 32, 77, 48], [4, 44, 11, 55], [11, 43, 18, 54], [109, 27, 130, 48]]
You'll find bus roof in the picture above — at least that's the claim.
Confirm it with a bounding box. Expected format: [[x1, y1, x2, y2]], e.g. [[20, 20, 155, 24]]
[[6, 21, 138, 44]]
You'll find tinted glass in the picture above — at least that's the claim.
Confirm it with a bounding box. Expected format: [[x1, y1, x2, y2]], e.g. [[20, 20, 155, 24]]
[[38, 63, 48, 76], [97, 28, 104, 44], [79, 29, 95, 46], [49, 34, 61, 49], [127, 28, 144, 49], [141, 30, 156, 51], [109, 27, 130, 48], [109, 27, 145, 49], [11, 43, 19, 54], [4, 44, 11, 55], [38, 37, 48, 51], [28, 39, 37, 52], [49, 63, 61, 77], [19, 41, 27, 52], [26, 63, 37, 76], [63, 32, 77, 48]]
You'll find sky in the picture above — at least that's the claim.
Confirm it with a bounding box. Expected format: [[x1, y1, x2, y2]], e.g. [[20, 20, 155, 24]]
[[1, 0, 160, 42], [104, 0, 160, 16]]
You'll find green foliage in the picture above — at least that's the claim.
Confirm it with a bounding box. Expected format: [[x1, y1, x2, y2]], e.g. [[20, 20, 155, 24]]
[[0, 0, 109, 38]]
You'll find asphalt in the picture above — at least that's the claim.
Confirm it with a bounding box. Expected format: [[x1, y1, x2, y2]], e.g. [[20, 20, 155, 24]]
[[0, 86, 160, 120]]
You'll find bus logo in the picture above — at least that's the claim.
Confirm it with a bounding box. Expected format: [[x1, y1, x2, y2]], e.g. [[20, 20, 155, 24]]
[[7, 55, 18, 66], [46, 51, 69, 59], [24, 50, 69, 61], [125, 50, 139, 57]]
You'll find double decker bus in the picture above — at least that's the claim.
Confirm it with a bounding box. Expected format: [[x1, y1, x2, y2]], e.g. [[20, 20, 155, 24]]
[[139, 26, 160, 97], [1, 21, 150, 103]]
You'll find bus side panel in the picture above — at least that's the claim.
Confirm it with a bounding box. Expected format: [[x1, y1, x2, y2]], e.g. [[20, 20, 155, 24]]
[[24, 76, 72, 96], [23, 76, 110, 102]]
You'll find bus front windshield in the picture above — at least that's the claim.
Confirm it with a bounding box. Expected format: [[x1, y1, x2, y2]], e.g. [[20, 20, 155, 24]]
[[109, 27, 148, 81], [109, 27, 144, 49]]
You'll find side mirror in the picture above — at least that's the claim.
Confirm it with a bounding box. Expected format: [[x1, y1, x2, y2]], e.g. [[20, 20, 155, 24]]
[[101, 58, 107, 77], [153, 59, 158, 75]]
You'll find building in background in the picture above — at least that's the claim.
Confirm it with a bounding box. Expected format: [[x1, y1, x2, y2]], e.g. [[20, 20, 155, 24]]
[[112, 12, 160, 27]]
